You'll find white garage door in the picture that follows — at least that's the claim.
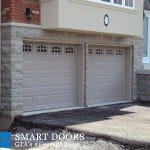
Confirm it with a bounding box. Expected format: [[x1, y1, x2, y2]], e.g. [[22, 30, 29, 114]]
[[23, 43, 77, 112], [87, 46, 126, 106]]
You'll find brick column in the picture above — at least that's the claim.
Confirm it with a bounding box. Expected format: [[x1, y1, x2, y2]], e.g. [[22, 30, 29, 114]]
[[1, 26, 23, 117]]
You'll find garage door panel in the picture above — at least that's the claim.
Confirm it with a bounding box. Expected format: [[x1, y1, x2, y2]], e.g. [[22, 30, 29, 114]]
[[47, 61, 75, 67], [50, 95, 76, 104], [87, 78, 123, 83], [87, 46, 126, 105], [48, 79, 75, 86], [87, 73, 124, 79], [88, 58, 123, 63], [47, 87, 75, 94], [23, 63, 35, 70], [32, 61, 75, 69], [23, 88, 34, 97], [87, 84, 124, 90], [23, 72, 34, 77], [87, 98, 125, 105], [23, 78, 33, 87], [34, 78, 50, 86], [87, 89, 125, 99], [34, 88, 75, 96], [23, 43, 77, 112], [87, 62, 122, 68], [32, 70, 75, 78], [32, 71, 49, 78], [36, 96, 49, 104]]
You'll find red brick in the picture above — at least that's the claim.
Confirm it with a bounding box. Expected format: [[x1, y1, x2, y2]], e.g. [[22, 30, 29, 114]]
[[1, 0, 40, 24]]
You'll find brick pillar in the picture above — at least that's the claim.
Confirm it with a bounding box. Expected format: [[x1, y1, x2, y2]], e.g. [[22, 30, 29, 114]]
[[1, 26, 23, 117]]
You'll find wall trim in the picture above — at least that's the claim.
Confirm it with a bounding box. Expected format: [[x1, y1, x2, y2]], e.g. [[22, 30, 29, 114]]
[[1, 22, 42, 28]]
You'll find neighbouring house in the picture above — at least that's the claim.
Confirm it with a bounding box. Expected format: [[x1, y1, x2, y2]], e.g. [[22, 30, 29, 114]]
[[136, 0, 150, 103], [143, 0, 150, 69], [0, 0, 144, 129]]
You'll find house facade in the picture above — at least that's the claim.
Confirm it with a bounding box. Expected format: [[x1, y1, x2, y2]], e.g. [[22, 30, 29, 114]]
[[136, 0, 150, 103], [0, 0, 144, 126], [143, 0, 150, 69]]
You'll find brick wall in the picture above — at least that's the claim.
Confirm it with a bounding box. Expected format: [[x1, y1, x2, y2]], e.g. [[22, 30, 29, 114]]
[[1, 0, 40, 24], [137, 70, 150, 102]]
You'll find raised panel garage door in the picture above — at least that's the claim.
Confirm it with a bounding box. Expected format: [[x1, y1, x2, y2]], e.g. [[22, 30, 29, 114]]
[[87, 46, 126, 106], [23, 43, 77, 112]]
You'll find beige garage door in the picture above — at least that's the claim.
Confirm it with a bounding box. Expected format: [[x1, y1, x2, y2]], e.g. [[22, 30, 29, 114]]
[[87, 46, 126, 106], [23, 43, 77, 112]]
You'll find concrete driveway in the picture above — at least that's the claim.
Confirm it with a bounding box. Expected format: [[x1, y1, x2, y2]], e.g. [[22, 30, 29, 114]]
[[13, 103, 150, 145]]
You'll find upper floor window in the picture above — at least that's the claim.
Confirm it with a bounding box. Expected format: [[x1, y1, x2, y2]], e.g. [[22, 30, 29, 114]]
[[143, 14, 150, 64], [125, 0, 133, 7], [114, 0, 122, 5], [87, 0, 134, 9], [102, 0, 111, 2]]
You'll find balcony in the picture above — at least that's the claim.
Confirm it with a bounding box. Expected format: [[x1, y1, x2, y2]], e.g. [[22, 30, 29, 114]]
[[40, 0, 144, 37]]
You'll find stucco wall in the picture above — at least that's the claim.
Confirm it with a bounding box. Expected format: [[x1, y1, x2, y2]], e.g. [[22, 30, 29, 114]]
[[1, 25, 144, 117], [41, 0, 144, 37]]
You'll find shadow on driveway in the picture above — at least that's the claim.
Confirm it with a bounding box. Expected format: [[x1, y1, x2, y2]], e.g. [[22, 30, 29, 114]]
[[12, 103, 138, 129]]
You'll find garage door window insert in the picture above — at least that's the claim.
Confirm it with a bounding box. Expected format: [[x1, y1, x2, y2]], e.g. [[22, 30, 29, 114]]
[[51, 46, 62, 54], [23, 44, 32, 52], [37, 44, 48, 53], [65, 47, 74, 54]]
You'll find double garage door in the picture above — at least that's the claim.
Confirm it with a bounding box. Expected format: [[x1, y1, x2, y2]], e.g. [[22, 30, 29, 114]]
[[23, 43, 126, 112]]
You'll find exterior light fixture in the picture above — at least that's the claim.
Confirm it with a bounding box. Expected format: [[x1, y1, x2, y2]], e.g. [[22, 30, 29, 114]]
[[26, 8, 33, 20], [104, 14, 109, 27]]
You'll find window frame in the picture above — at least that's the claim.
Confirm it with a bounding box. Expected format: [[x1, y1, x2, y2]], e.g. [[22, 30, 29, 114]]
[[85, 0, 135, 9], [143, 11, 150, 64]]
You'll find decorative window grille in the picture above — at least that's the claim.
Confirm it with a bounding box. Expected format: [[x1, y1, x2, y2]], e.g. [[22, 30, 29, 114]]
[[37, 44, 47, 53], [116, 49, 123, 56], [51, 46, 62, 54], [23, 44, 32, 52], [88, 48, 93, 55], [96, 48, 104, 55], [65, 47, 74, 54], [106, 49, 114, 55]]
